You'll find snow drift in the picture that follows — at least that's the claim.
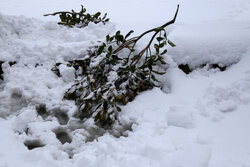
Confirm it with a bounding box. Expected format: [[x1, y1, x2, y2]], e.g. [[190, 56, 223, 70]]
[[1, 0, 250, 166]]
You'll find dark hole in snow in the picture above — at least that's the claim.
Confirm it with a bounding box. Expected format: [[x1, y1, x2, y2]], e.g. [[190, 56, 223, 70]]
[[9, 61, 17, 66], [0, 61, 3, 80], [36, 104, 47, 116], [24, 140, 45, 150], [55, 111, 69, 125], [11, 88, 23, 99], [55, 130, 72, 144], [178, 64, 192, 74], [68, 154, 73, 159], [35, 63, 43, 68], [0, 61, 16, 80], [178, 63, 228, 74], [48, 107, 69, 125], [210, 64, 227, 71]]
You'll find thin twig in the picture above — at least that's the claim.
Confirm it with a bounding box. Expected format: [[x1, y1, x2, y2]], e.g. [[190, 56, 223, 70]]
[[113, 4, 179, 55], [44, 11, 73, 16]]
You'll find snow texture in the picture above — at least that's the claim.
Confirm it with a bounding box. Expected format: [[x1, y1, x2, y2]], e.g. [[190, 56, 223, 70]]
[[1, 0, 250, 167]]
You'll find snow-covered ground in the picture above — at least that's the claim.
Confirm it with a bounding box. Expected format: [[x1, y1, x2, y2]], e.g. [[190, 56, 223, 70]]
[[0, 0, 250, 167]]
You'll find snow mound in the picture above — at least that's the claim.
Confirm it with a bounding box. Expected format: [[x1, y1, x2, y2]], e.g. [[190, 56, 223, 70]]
[[0, 13, 115, 64], [168, 21, 250, 68], [195, 54, 250, 120]]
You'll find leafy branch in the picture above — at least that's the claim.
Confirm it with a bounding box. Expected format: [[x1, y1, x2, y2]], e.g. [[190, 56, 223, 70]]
[[44, 5, 109, 27], [51, 5, 179, 127]]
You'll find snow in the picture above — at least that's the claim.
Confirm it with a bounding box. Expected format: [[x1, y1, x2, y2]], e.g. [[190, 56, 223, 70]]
[[168, 21, 249, 67], [1, 0, 250, 167]]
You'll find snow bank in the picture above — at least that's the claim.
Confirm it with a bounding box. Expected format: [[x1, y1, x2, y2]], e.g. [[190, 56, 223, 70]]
[[1, 0, 250, 166], [0, 13, 115, 63], [168, 21, 250, 67]]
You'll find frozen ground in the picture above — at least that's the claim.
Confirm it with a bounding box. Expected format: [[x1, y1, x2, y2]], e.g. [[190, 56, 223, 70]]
[[0, 0, 250, 167]]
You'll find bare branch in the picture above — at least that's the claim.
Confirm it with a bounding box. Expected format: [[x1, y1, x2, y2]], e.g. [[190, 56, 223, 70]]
[[113, 4, 179, 55], [44, 11, 73, 17]]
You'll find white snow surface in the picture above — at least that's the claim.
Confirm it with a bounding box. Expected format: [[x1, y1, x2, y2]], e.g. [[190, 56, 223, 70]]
[[1, 0, 250, 167]]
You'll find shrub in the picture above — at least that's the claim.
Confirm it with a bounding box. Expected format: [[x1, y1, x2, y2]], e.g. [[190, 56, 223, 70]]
[[48, 5, 179, 127]]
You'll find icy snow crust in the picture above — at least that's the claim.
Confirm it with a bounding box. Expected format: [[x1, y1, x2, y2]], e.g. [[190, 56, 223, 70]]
[[1, 0, 250, 166]]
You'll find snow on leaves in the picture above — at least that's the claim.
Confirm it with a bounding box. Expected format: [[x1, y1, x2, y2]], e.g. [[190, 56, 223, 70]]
[[51, 5, 179, 127]]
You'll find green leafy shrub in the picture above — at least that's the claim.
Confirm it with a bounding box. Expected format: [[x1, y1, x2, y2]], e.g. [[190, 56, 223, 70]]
[[50, 5, 179, 127], [44, 5, 109, 27]]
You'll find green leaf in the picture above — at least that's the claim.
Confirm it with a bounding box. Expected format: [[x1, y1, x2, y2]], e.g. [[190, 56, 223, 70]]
[[154, 44, 159, 53], [106, 35, 110, 42], [94, 12, 101, 18], [160, 49, 167, 55], [106, 52, 111, 58], [151, 75, 159, 82], [152, 70, 166, 75], [148, 59, 154, 71], [102, 13, 107, 20], [156, 37, 164, 42], [116, 31, 121, 35], [72, 13, 76, 19], [55, 62, 62, 66], [117, 71, 123, 76], [86, 14, 91, 20], [154, 44, 159, 49], [112, 54, 122, 60], [139, 63, 149, 69], [97, 45, 105, 55], [116, 105, 121, 112], [163, 31, 167, 38], [129, 65, 136, 73], [159, 59, 167, 64], [81, 5, 86, 13], [142, 71, 151, 76], [108, 45, 112, 52], [59, 13, 67, 22], [168, 40, 176, 47], [125, 30, 134, 39], [159, 43, 165, 48], [116, 35, 124, 42], [110, 36, 115, 41]]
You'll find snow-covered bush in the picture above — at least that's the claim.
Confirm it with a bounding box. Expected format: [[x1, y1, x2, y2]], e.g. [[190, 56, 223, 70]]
[[49, 5, 179, 127]]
